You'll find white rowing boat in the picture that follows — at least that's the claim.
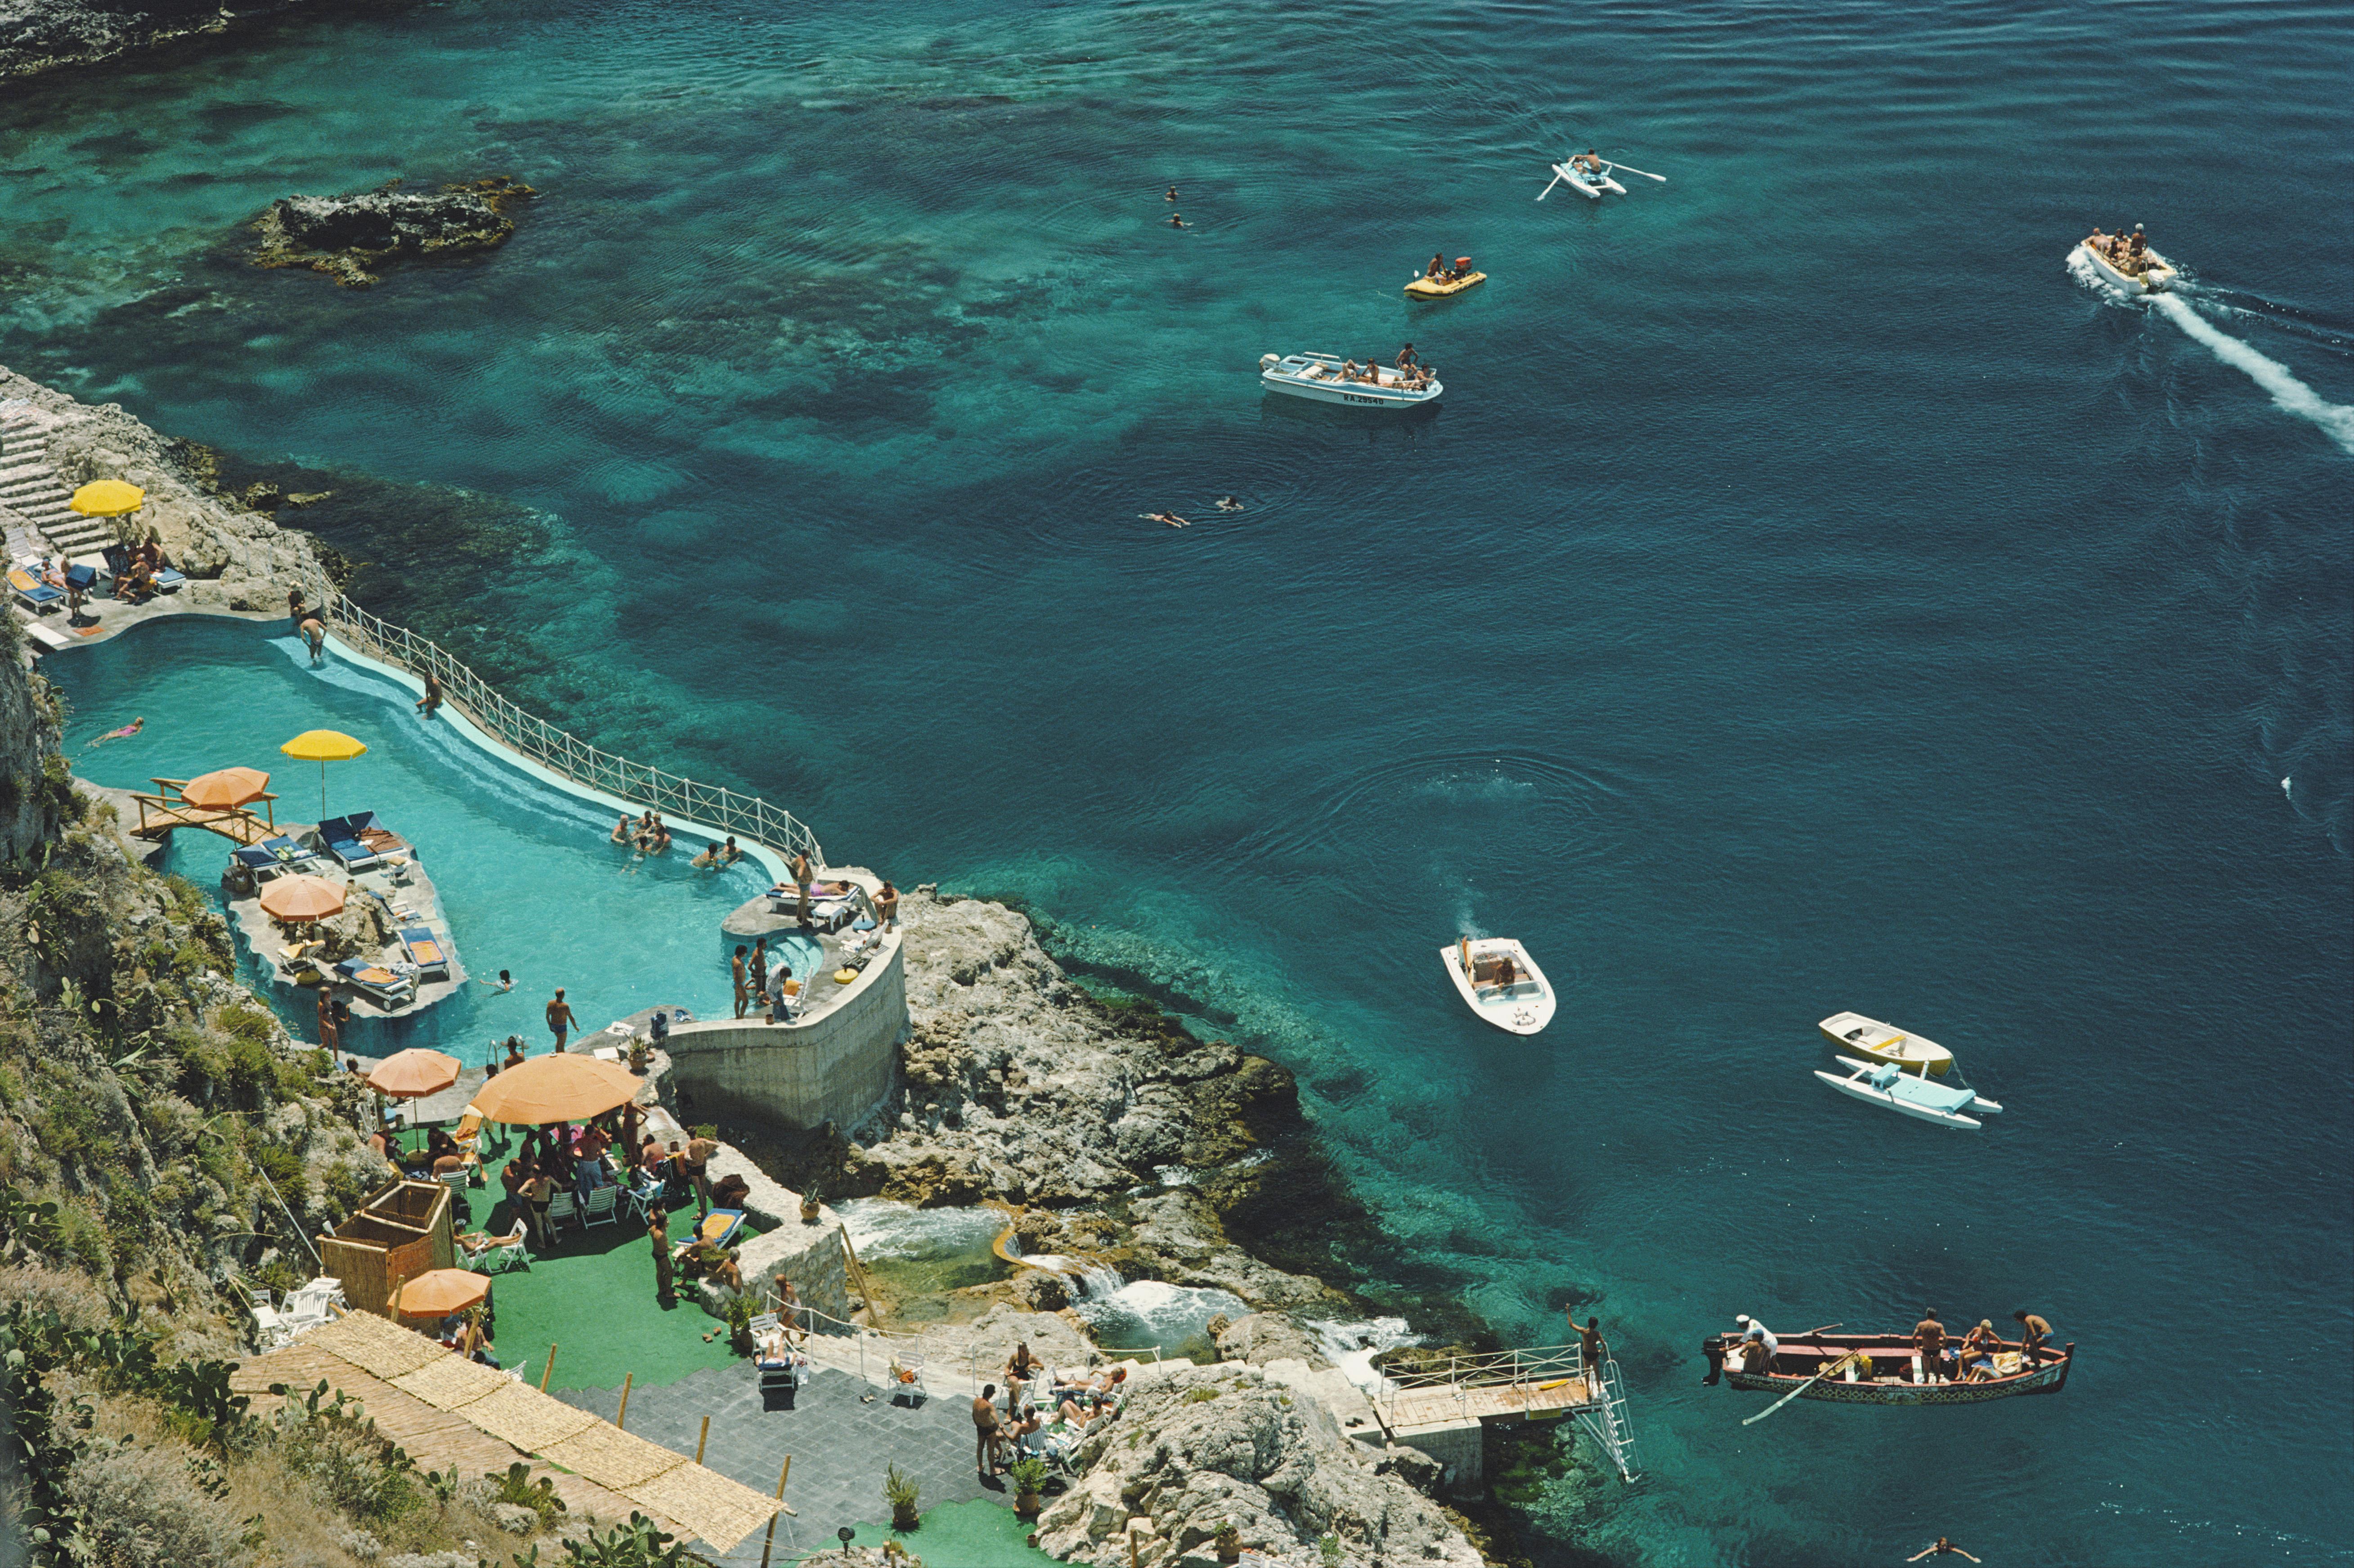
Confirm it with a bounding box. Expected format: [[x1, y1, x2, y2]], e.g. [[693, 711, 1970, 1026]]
[[1818, 1011, 1953, 1077], [1537, 156, 1665, 202], [2076, 237, 2177, 293], [1259, 353, 1441, 409], [1816, 1055, 2004, 1131], [1440, 936, 1555, 1035]]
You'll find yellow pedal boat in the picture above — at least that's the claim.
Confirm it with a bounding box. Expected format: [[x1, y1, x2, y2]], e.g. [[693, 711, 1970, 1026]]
[[1818, 1011, 1953, 1076], [1406, 267, 1485, 300]]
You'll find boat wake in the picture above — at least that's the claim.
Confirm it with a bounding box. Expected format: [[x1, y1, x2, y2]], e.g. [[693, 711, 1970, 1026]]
[[2147, 292, 2354, 457], [2070, 248, 2354, 457]]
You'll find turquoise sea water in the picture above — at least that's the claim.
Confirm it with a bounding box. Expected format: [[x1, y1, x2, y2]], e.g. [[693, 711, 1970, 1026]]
[[48, 620, 817, 1058], [5, 0, 2350, 1562]]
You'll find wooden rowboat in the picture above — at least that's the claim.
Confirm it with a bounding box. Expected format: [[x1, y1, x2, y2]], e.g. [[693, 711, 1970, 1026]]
[[1702, 1331, 2074, 1406], [1819, 1011, 1952, 1076]]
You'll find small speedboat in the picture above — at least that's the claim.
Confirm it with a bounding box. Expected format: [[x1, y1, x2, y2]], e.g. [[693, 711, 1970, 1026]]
[[1816, 1055, 2003, 1130], [1818, 1011, 1952, 1076], [1407, 258, 1485, 299], [2076, 235, 2177, 293], [1260, 353, 1442, 409], [1441, 936, 1555, 1035]]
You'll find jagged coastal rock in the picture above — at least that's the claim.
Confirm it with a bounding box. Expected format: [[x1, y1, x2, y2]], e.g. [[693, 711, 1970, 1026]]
[[251, 177, 535, 287], [1036, 1363, 1480, 1568], [0, 0, 247, 80]]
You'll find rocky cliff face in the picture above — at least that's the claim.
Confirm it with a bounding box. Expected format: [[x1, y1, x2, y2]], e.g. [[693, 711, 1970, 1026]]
[[0, 0, 321, 80], [1036, 1364, 1480, 1568], [0, 364, 331, 607]]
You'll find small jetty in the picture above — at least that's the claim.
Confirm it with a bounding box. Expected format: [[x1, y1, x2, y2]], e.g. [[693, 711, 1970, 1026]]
[[220, 810, 468, 1020], [130, 774, 283, 846], [1373, 1343, 1638, 1487]]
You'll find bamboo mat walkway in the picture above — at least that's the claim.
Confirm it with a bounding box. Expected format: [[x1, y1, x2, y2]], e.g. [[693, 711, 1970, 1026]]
[[233, 1312, 779, 1552]]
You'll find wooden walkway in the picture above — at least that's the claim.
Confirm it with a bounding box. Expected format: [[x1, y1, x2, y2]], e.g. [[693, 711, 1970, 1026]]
[[1384, 1375, 1595, 1434], [231, 1345, 655, 1525], [130, 778, 279, 844]]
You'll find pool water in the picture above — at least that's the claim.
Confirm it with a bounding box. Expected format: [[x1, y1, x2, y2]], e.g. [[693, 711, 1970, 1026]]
[[50, 615, 817, 1064]]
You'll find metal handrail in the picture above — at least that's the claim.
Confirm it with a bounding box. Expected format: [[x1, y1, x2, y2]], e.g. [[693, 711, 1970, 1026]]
[[320, 594, 824, 865]]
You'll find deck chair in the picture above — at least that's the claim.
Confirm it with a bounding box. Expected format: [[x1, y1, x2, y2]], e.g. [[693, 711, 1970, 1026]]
[[692, 1209, 746, 1250], [7, 567, 63, 614], [314, 815, 384, 873], [438, 1168, 470, 1203], [398, 926, 451, 981], [579, 1184, 622, 1229], [461, 1224, 529, 1274], [152, 566, 186, 594], [887, 1343, 926, 1405], [545, 1190, 578, 1237]]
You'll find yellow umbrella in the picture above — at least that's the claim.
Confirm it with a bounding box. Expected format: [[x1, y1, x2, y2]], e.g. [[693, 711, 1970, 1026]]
[[390, 1268, 488, 1319], [257, 874, 345, 923], [467, 1052, 642, 1126], [180, 766, 270, 810], [280, 729, 367, 819], [69, 480, 145, 518]]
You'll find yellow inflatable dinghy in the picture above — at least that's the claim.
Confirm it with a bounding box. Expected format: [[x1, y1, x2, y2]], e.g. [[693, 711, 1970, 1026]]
[[1407, 259, 1485, 299]]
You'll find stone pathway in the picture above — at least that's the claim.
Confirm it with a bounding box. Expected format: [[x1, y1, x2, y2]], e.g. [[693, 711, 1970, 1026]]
[[559, 1363, 1021, 1564]]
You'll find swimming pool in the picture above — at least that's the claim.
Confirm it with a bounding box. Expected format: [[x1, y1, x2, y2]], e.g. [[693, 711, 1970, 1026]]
[[50, 615, 823, 1065]]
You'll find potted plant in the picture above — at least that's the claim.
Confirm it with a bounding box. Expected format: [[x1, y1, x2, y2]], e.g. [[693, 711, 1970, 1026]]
[[628, 1037, 650, 1072], [1008, 1456, 1049, 1519], [885, 1464, 921, 1532], [725, 1294, 755, 1356], [799, 1181, 823, 1225], [1213, 1523, 1242, 1565]]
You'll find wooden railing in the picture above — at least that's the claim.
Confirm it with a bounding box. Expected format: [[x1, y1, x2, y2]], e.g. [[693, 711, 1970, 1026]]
[[321, 595, 823, 866]]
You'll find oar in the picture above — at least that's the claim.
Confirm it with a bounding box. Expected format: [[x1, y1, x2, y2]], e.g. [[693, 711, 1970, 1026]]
[[1742, 1351, 1861, 1426], [1536, 167, 1567, 201], [1605, 161, 1668, 183]]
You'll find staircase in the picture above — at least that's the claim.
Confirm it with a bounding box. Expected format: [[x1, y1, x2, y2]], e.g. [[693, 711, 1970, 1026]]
[[0, 405, 117, 560]]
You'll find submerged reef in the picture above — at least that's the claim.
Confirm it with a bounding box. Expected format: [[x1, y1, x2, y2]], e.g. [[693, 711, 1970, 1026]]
[[250, 177, 536, 287]]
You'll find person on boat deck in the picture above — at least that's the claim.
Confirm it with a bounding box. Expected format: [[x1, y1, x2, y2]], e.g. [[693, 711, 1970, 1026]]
[[1958, 1320, 2000, 1380], [1734, 1315, 1778, 1361], [1914, 1308, 1949, 1378], [2013, 1308, 2053, 1365], [2127, 225, 2148, 257], [1428, 252, 1446, 278], [1397, 343, 1420, 370], [1487, 954, 1517, 991], [1572, 148, 1603, 174]]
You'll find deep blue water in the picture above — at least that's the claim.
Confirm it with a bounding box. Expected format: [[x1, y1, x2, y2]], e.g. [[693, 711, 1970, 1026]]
[[5, 0, 2350, 1562]]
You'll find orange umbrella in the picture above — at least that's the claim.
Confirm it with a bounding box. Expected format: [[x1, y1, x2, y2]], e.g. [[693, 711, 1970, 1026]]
[[390, 1268, 489, 1318], [467, 1051, 641, 1126], [366, 1048, 461, 1100], [181, 766, 270, 810], [258, 874, 346, 922]]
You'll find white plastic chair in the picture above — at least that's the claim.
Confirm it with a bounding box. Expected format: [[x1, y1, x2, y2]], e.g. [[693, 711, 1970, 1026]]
[[580, 1185, 621, 1229], [462, 1225, 529, 1274], [545, 1191, 578, 1236]]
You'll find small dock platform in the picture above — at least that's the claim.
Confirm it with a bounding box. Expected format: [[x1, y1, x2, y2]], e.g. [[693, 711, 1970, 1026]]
[[1374, 1344, 1639, 1491], [219, 823, 469, 1022]]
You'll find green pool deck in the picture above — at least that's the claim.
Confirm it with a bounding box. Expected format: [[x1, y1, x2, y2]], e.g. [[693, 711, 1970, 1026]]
[[803, 1497, 1058, 1567], [459, 1174, 756, 1394]]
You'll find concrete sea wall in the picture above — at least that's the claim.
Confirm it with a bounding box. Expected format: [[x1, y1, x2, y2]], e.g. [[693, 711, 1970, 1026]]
[[662, 936, 908, 1135]]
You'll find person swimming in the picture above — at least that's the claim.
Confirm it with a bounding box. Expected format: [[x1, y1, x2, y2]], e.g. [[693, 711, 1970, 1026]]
[[1167, 212, 1188, 228], [1166, 185, 1178, 201], [1215, 496, 1244, 512], [1142, 511, 1189, 528], [84, 716, 144, 750]]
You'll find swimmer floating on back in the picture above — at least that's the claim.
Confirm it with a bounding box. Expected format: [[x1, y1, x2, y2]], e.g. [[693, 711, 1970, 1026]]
[[1141, 511, 1190, 528]]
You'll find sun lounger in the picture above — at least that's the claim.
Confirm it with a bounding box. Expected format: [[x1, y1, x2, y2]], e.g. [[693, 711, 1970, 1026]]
[[315, 815, 385, 872], [693, 1209, 746, 1250], [397, 926, 451, 980], [7, 567, 63, 614], [233, 837, 321, 880], [152, 567, 186, 594], [332, 960, 416, 1009]]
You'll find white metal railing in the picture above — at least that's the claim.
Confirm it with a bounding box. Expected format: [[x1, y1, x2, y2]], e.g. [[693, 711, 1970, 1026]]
[[1377, 1342, 1639, 1483], [322, 594, 824, 866]]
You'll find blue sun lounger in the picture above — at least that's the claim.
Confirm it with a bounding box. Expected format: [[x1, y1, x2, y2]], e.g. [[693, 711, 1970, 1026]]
[[315, 814, 384, 872], [398, 926, 451, 981], [232, 836, 320, 880]]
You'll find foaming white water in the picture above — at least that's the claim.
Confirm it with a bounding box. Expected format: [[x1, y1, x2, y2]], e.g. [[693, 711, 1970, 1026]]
[[834, 1197, 1006, 1260], [2148, 293, 2354, 456], [1076, 1280, 1247, 1339], [1305, 1315, 1421, 1391]]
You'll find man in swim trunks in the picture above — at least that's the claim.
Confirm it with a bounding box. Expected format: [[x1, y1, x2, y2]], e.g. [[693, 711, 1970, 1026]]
[[1914, 1308, 1947, 1381], [1572, 148, 1603, 175], [547, 988, 576, 1052], [1429, 252, 1446, 278], [2013, 1308, 2053, 1366], [973, 1384, 1004, 1476]]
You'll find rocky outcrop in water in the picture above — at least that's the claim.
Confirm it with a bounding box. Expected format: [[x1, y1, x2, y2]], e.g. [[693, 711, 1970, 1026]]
[[1036, 1363, 1481, 1568], [251, 176, 535, 287], [1, 0, 237, 80]]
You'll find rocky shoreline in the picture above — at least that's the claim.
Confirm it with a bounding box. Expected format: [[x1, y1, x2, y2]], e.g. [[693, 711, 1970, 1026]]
[[0, 0, 315, 79]]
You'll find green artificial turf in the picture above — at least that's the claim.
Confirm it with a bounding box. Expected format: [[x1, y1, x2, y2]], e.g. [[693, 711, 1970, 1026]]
[[459, 1180, 753, 1393], [804, 1497, 1059, 1567]]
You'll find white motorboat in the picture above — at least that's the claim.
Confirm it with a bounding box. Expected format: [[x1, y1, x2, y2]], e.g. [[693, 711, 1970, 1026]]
[[1260, 353, 1441, 409], [1440, 936, 1555, 1035], [1816, 1055, 2004, 1131], [1818, 1011, 1954, 1077], [2075, 236, 2177, 293]]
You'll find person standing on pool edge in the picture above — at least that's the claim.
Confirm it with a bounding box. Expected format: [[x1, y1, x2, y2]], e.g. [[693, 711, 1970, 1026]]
[[547, 988, 576, 1052]]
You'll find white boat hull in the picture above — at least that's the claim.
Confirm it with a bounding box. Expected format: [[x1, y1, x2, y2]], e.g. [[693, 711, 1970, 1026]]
[[1817, 1055, 2003, 1130], [2076, 242, 2176, 293], [1440, 939, 1556, 1035], [1551, 162, 1625, 199], [1260, 353, 1441, 409]]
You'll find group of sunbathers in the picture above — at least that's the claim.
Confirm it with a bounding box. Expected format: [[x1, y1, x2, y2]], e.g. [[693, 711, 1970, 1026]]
[[2084, 224, 2155, 274], [114, 539, 170, 602], [1337, 350, 1435, 391]]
